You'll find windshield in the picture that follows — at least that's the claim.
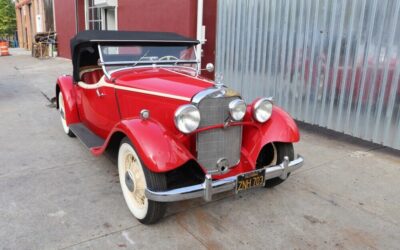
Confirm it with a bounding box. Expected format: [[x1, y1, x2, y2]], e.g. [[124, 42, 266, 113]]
[[99, 45, 198, 75]]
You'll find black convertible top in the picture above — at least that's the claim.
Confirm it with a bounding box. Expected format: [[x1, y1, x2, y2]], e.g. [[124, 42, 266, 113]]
[[71, 30, 199, 45], [70, 30, 199, 81]]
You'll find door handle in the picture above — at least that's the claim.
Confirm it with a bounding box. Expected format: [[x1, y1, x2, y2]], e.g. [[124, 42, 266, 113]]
[[96, 88, 106, 97]]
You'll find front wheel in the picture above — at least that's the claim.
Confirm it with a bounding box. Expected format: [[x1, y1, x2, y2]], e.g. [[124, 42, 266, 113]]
[[256, 142, 294, 188], [118, 137, 167, 224]]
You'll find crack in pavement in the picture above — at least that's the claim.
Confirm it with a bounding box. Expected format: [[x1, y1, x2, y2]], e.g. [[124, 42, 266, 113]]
[[40, 90, 57, 108], [58, 223, 142, 250]]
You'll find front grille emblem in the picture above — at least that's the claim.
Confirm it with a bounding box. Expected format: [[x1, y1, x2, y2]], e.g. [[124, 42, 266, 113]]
[[216, 158, 229, 173]]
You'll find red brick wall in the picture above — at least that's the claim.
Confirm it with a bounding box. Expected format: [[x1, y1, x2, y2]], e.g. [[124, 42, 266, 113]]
[[202, 0, 217, 79], [117, 0, 197, 38], [77, 0, 86, 32], [54, 0, 85, 58], [54, 0, 75, 58], [54, 0, 216, 68]]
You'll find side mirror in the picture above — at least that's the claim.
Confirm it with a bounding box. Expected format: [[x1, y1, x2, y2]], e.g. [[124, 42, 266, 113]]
[[205, 63, 215, 72]]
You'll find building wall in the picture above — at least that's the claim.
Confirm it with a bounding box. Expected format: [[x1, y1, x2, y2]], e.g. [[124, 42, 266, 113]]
[[15, 0, 54, 50], [117, 0, 197, 39], [53, 0, 77, 58], [77, 0, 86, 32], [202, 0, 217, 79], [15, 3, 35, 50], [15, 7, 23, 48], [54, 0, 203, 59], [52, 0, 218, 78]]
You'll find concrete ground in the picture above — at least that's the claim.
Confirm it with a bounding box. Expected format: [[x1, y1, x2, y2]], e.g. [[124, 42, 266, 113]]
[[0, 49, 399, 250]]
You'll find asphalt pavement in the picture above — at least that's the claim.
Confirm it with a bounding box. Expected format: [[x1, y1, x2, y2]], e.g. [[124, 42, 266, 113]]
[[0, 49, 399, 250]]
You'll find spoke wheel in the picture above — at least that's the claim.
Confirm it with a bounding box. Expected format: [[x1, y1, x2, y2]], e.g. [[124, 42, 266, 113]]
[[58, 92, 74, 137], [118, 138, 167, 224]]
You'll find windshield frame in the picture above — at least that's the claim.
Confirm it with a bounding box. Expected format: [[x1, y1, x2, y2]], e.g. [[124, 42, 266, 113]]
[[97, 44, 200, 79]]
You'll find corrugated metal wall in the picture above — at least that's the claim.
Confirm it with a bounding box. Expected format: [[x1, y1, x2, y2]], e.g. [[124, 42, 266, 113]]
[[216, 0, 400, 149]]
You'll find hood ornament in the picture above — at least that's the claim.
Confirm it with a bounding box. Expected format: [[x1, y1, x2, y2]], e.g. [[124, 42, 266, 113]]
[[215, 73, 224, 88]]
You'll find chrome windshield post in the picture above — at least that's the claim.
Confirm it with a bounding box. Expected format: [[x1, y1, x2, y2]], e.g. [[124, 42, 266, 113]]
[[194, 45, 201, 76], [97, 44, 111, 80]]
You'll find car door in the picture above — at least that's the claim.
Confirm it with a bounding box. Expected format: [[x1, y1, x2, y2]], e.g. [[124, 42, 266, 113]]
[[76, 80, 120, 139]]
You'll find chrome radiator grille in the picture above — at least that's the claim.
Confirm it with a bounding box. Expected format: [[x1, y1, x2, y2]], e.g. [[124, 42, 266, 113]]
[[196, 96, 242, 173]]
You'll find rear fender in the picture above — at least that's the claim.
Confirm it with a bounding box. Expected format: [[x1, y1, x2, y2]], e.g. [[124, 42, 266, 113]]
[[92, 118, 195, 173], [56, 75, 80, 125], [242, 106, 300, 166]]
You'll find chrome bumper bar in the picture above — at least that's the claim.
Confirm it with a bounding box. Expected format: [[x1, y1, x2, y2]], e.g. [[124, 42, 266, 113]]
[[145, 155, 304, 202]]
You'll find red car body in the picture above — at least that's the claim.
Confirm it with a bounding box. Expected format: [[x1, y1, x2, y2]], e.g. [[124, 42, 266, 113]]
[[56, 31, 303, 224], [57, 67, 300, 179]]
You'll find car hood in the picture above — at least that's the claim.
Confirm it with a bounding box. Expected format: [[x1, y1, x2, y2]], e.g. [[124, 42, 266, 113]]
[[112, 68, 214, 102]]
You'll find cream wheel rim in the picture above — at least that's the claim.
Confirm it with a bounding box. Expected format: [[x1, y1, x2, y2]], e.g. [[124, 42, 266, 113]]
[[118, 142, 148, 219], [58, 92, 70, 134]]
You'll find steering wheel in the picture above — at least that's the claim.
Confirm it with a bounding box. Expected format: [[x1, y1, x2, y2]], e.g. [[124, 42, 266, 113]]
[[159, 55, 179, 61]]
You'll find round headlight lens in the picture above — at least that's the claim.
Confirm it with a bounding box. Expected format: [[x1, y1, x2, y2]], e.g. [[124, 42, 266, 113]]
[[253, 98, 273, 123], [174, 104, 201, 133], [229, 99, 246, 121]]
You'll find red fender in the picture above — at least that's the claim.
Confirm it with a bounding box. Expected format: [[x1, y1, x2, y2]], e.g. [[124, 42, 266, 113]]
[[56, 75, 80, 125], [242, 106, 300, 166], [92, 118, 195, 173]]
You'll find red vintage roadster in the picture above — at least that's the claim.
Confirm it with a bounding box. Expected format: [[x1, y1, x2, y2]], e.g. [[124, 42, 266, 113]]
[[56, 31, 304, 224]]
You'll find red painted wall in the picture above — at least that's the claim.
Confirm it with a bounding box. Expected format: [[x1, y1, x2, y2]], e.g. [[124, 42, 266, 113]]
[[117, 0, 197, 38], [77, 0, 86, 32], [54, 0, 76, 58], [202, 0, 217, 79], [54, 0, 85, 59], [54, 0, 216, 68]]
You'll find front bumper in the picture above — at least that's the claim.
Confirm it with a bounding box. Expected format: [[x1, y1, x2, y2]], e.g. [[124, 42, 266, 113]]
[[145, 155, 304, 202]]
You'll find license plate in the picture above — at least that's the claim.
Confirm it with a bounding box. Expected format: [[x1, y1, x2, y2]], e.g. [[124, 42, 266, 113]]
[[236, 169, 265, 193]]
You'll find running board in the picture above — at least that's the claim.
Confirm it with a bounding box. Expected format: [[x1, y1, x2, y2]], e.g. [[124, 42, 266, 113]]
[[69, 123, 105, 149]]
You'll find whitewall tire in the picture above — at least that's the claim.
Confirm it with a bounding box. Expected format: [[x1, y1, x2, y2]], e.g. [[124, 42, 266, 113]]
[[58, 92, 74, 137], [118, 137, 167, 224]]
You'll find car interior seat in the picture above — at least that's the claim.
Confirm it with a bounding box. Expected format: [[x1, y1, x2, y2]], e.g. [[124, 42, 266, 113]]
[[80, 66, 104, 84]]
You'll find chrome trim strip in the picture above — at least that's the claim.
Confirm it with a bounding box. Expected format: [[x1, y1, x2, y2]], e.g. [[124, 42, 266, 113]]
[[109, 65, 198, 76], [77, 77, 191, 101], [98, 59, 199, 66], [191, 86, 241, 104], [145, 155, 304, 202], [193, 44, 201, 75], [97, 44, 111, 79], [204, 174, 213, 202], [192, 87, 226, 104]]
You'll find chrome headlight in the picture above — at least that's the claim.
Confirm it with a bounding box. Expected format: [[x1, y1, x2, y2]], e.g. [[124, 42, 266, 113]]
[[229, 99, 246, 121], [253, 98, 273, 123], [174, 104, 201, 133]]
